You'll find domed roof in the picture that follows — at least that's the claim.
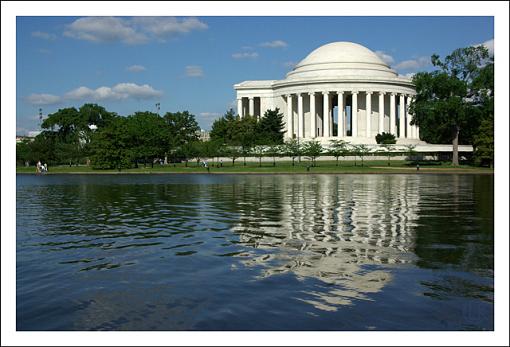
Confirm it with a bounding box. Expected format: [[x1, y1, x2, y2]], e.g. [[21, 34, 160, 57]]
[[286, 41, 397, 80]]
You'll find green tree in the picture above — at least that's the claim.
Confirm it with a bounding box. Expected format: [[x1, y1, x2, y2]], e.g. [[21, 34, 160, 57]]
[[237, 116, 258, 165], [265, 143, 282, 167], [163, 111, 200, 148], [256, 108, 285, 145], [16, 139, 33, 166], [473, 113, 494, 167], [210, 109, 238, 144], [352, 144, 371, 167], [252, 145, 266, 167], [302, 140, 323, 167], [404, 144, 418, 163], [90, 117, 133, 171], [223, 144, 242, 166], [410, 46, 490, 165], [283, 138, 301, 166], [328, 139, 349, 166], [379, 143, 395, 166], [375, 132, 396, 144], [127, 112, 168, 168]]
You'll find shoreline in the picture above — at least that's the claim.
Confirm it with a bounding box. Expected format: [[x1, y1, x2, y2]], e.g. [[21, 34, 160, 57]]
[[17, 170, 494, 175]]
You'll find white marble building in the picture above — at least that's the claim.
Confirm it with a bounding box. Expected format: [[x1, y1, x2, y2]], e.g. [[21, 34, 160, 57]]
[[234, 41, 423, 145]]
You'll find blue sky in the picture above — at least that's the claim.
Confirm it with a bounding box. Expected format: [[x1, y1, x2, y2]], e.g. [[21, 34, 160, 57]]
[[16, 16, 493, 134]]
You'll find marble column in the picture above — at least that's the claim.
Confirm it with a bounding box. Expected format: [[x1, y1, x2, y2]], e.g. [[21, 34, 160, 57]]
[[323, 92, 330, 137], [406, 95, 412, 139], [237, 98, 243, 117], [249, 97, 255, 116], [352, 91, 358, 138], [378, 92, 385, 134], [298, 93, 304, 139], [337, 91, 344, 138], [399, 94, 405, 139], [366, 91, 372, 138], [309, 92, 316, 138], [287, 94, 293, 138], [390, 93, 396, 135]]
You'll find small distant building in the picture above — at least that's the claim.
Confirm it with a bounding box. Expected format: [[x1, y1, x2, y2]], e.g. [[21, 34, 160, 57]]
[[198, 129, 210, 141]]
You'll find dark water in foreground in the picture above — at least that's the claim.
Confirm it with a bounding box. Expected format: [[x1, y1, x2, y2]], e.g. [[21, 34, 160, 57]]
[[16, 174, 494, 331]]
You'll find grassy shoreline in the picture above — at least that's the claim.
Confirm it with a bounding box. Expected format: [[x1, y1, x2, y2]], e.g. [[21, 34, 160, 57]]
[[17, 160, 494, 175]]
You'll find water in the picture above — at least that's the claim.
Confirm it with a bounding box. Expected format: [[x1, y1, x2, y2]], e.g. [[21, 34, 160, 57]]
[[16, 174, 494, 331]]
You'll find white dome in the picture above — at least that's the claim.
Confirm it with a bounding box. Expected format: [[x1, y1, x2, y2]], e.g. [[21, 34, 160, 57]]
[[286, 41, 397, 80]]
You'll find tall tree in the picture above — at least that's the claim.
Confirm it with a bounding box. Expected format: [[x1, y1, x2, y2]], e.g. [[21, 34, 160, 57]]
[[410, 46, 490, 165], [90, 117, 133, 171], [209, 109, 237, 144], [163, 111, 200, 148], [256, 108, 285, 145], [127, 112, 168, 168]]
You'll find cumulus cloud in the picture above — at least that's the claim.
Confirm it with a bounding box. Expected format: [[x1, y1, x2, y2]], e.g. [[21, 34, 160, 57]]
[[185, 65, 204, 77], [127, 64, 146, 72], [394, 56, 431, 71], [25, 93, 61, 105], [260, 40, 288, 48], [63, 16, 207, 44], [232, 52, 259, 59], [375, 50, 395, 65], [64, 17, 147, 44], [131, 17, 207, 40], [32, 31, 57, 40], [64, 83, 162, 101]]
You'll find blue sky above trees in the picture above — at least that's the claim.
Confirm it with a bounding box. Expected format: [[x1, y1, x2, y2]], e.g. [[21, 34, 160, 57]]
[[16, 16, 493, 134]]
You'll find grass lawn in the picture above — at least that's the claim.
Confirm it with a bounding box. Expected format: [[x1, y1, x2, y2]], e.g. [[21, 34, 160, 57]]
[[16, 160, 494, 175]]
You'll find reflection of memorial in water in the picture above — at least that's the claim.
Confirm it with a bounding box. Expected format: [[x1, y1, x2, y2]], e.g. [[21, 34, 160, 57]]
[[231, 175, 421, 311]]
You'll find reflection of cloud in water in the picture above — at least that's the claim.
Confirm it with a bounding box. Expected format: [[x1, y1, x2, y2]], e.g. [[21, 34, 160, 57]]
[[231, 175, 421, 311]]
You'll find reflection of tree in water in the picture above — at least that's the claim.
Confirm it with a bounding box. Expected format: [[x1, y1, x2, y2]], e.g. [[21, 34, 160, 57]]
[[413, 175, 494, 304], [228, 175, 422, 311]]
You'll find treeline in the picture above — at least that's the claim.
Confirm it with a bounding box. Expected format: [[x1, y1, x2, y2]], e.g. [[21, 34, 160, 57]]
[[16, 105, 289, 170], [16, 104, 202, 170]]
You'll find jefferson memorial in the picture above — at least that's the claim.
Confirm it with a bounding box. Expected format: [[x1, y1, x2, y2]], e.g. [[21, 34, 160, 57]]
[[234, 42, 421, 145]]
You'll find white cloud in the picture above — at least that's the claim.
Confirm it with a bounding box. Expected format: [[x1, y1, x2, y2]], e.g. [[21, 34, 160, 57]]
[[482, 39, 494, 56], [127, 64, 147, 72], [474, 38, 494, 57], [25, 93, 61, 105], [394, 56, 431, 71], [64, 83, 162, 101], [232, 52, 259, 59], [374, 50, 395, 65], [31, 31, 57, 40], [260, 40, 288, 48], [199, 112, 221, 118], [64, 17, 147, 44], [63, 16, 207, 44], [131, 17, 207, 40], [185, 65, 204, 77]]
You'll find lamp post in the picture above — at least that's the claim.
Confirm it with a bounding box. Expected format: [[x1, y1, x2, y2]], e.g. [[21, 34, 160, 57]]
[[155, 102, 160, 115], [38, 108, 43, 127]]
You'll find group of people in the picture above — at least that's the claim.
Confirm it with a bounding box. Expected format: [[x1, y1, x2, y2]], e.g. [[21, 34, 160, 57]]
[[36, 161, 48, 174]]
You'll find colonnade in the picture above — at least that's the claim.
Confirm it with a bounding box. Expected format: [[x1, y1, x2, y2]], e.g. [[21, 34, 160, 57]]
[[284, 90, 419, 140]]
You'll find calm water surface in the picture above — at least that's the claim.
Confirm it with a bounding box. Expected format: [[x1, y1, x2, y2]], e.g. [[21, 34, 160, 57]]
[[16, 174, 494, 330]]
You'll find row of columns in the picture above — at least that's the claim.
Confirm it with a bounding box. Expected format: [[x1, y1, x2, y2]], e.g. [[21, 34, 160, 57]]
[[286, 91, 419, 140], [237, 97, 255, 117]]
